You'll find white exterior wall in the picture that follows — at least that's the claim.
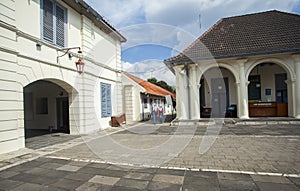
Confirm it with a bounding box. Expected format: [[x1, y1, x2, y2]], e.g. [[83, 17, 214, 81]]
[[0, 0, 123, 154]]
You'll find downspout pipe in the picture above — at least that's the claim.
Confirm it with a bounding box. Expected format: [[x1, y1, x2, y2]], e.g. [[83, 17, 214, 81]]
[[185, 62, 191, 120]]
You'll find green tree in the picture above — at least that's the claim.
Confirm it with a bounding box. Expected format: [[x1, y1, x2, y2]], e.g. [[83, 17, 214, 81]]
[[147, 78, 157, 84], [147, 78, 175, 93]]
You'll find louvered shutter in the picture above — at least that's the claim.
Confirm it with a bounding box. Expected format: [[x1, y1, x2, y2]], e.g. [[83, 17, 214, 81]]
[[106, 84, 112, 116], [42, 0, 54, 42], [101, 83, 112, 118], [101, 83, 107, 117], [55, 4, 65, 47]]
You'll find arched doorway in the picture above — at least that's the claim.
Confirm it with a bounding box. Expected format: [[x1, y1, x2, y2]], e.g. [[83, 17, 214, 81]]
[[247, 62, 290, 117], [24, 80, 73, 138], [200, 67, 237, 118]]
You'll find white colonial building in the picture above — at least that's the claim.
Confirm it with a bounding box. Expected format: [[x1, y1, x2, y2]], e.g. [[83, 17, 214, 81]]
[[122, 73, 175, 122], [165, 11, 300, 120], [0, 0, 126, 154]]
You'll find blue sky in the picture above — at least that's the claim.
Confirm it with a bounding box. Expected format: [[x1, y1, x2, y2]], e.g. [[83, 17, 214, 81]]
[[86, 0, 300, 85]]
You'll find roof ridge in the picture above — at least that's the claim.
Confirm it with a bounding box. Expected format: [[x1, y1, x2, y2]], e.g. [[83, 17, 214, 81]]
[[223, 9, 300, 20]]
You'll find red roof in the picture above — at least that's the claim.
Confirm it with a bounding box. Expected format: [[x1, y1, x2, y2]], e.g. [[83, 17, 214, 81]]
[[124, 73, 175, 98]]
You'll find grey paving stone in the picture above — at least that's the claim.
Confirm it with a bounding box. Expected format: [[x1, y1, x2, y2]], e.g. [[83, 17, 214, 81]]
[[219, 179, 259, 191], [11, 173, 59, 185], [67, 161, 89, 167], [153, 174, 184, 184], [64, 172, 95, 181], [251, 174, 293, 184], [115, 178, 149, 190], [92, 169, 129, 178], [10, 183, 45, 191], [124, 172, 153, 181], [217, 172, 252, 181], [130, 167, 157, 174], [88, 175, 120, 185], [50, 178, 84, 190], [75, 182, 112, 191], [255, 182, 300, 191], [47, 158, 70, 165], [156, 169, 185, 176], [77, 166, 104, 175], [0, 170, 20, 178], [85, 162, 111, 169], [25, 167, 71, 178], [39, 162, 66, 170], [0, 179, 24, 190], [147, 181, 182, 191], [7, 164, 36, 172], [56, 164, 82, 172], [288, 177, 300, 187], [186, 170, 218, 179], [42, 186, 67, 191], [107, 164, 132, 171], [111, 185, 141, 191], [15, 160, 44, 169], [183, 175, 219, 190]]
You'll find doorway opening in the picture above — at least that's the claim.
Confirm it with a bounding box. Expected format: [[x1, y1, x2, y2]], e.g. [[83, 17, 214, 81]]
[[24, 80, 70, 139], [248, 63, 289, 117], [200, 67, 237, 118]]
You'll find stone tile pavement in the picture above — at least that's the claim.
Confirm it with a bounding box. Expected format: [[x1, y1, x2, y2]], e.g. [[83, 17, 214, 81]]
[[48, 124, 300, 175], [0, 122, 299, 190], [0, 157, 299, 190]]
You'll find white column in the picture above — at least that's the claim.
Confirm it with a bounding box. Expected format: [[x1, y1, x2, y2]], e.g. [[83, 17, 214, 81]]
[[174, 65, 188, 120], [237, 59, 249, 119], [189, 65, 200, 119], [293, 54, 300, 118]]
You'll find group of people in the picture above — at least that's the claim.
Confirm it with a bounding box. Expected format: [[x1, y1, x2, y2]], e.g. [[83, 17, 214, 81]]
[[151, 103, 164, 124]]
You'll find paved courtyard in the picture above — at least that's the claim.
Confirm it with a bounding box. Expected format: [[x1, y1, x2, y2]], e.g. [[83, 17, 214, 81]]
[[0, 123, 299, 190]]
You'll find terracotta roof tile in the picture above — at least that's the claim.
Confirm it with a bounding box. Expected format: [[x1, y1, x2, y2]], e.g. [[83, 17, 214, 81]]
[[124, 73, 175, 98], [165, 10, 300, 63]]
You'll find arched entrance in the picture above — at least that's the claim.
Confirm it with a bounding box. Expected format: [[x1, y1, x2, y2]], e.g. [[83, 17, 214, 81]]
[[200, 67, 237, 118], [24, 80, 74, 138], [247, 62, 290, 117]]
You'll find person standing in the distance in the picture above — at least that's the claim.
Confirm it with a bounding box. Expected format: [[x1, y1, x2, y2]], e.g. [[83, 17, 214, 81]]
[[152, 103, 158, 124], [158, 104, 164, 124]]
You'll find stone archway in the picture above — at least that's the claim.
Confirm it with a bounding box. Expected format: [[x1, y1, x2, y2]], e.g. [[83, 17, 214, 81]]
[[23, 79, 77, 139], [246, 61, 293, 117], [199, 67, 238, 118]]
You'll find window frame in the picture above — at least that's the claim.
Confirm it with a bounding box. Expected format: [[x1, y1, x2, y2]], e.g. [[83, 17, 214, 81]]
[[40, 0, 67, 47]]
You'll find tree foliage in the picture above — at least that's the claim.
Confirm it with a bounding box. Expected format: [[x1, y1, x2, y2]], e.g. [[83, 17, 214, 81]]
[[147, 78, 175, 93]]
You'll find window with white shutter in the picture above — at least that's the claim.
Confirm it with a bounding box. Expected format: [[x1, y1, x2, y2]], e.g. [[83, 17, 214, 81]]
[[101, 83, 112, 118], [41, 0, 67, 47]]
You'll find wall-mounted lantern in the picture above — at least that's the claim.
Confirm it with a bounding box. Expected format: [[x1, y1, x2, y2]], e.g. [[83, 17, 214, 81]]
[[57, 47, 84, 74], [75, 58, 84, 74]]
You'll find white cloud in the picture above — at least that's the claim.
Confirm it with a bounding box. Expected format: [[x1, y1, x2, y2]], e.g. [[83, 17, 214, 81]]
[[87, 0, 299, 54], [86, 0, 299, 84], [122, 60, 175, 86]]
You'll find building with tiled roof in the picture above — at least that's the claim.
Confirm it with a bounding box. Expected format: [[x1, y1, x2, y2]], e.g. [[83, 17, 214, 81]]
[[164, 10, 300, 120], [122, 73, 175, 122]]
